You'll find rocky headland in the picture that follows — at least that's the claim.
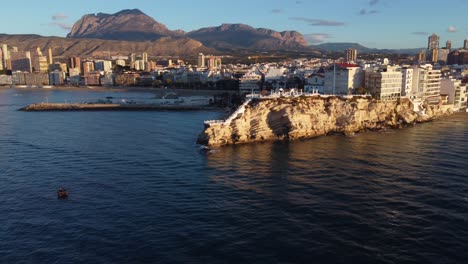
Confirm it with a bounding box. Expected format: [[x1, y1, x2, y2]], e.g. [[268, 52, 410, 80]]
[[197, 96, 453, 147]]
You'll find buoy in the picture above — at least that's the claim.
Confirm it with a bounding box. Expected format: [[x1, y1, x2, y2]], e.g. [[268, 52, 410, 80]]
[[57, 188, 68, 199]]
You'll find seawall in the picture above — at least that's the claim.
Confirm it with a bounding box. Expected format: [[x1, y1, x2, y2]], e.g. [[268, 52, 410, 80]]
[[197, 96, 453, 147]]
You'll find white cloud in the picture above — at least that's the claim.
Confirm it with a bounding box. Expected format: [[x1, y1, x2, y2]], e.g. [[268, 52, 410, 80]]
[[304, 33, 332, 44], [448, 26, 457, 32], [52, 13, 68, 21]]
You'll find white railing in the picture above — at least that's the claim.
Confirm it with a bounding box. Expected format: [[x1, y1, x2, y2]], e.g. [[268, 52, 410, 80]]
[[224, 98, 252, 125]]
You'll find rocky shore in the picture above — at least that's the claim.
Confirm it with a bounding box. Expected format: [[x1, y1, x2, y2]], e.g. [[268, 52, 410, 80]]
[[197, 96, 453, 147]]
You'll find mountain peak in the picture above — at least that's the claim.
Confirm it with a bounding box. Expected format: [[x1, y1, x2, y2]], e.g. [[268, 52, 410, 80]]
[[67, 9, 174, 41], [115, 9, 145, 16]]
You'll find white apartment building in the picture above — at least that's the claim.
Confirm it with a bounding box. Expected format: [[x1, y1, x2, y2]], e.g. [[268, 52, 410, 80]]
[[440, 78, 467, 110], [401, 67, 413, 96], [94, 60, 113, 73], [365, 65, 402, 101], [323, 63, 363, 95], [239, 69, 262, 94], [411, 64, 441, 104]]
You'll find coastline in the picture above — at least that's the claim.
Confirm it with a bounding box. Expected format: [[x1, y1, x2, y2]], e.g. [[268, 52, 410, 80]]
[[1, 85, 232, 97], [197, 96, 455, 147]]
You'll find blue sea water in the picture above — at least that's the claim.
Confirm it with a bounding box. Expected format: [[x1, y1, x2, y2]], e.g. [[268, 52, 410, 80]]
[[0, 88, 467, 264]]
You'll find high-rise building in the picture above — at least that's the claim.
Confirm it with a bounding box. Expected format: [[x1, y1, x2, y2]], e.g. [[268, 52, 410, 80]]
[[82, 61, 95, 76], [142, 52, 148, 63], [345, 48, 358, 62], [417, 50, 426, 62], [464, 39, 468, 50], [428, 34, 440, 50], [94, 60, 113, 73], [48, 47, 53, 65], [430, 49, 438, 63], [1, 43, 9, 70], [69, 56, 81, 74], [197, 53, 205, 68], [31, 47, 48, 73], [446, 40, 452, 51], [10, 51, 32, 72]]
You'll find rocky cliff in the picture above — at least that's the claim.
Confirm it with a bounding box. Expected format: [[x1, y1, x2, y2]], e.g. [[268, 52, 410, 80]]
[[197, 96, 453, 147]]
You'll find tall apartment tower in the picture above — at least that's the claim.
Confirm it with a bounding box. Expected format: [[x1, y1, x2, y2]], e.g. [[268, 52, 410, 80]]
[[48, 47, 53, 65], [464, 39, 468, 49], [428, 34, 440, 50], [197, 53, 205, 68], [1, 43, 9, 70], [446, 41, 452, 51], [142, 52, 148, 63], [345, 48, 358, 62]]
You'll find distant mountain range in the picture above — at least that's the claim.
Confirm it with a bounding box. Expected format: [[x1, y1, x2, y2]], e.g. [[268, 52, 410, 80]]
[[311, 42, 425, 55], [67, 9, 313, 53], [1, 9, 425, 59]]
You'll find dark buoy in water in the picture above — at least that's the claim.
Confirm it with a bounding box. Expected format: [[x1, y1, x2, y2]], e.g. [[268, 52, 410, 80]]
[[57, 188, 68, 199]]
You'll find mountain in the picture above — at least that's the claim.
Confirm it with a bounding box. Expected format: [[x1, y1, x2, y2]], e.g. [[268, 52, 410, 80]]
[[67, 9, 181, 41], [67, 10, 313, 52], [187, 23, 309, 51], [311, 42, 424, 55], [0, 34, 207, 58]]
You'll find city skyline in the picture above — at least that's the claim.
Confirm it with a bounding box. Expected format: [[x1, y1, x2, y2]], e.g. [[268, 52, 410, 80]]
[[0, 0, 467, 49]]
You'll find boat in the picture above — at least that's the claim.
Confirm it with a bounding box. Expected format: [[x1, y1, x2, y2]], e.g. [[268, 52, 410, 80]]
[[57, 188, 68, 199]]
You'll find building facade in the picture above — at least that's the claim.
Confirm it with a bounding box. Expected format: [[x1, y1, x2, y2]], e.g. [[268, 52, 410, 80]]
[[365, 65, 402, 101], [345, 48, 358, 62], [411, 64, 441, 104], [324, 63, 363, 95]]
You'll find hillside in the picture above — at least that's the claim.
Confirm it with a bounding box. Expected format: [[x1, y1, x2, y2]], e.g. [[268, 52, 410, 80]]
[[0, 34, 206, 58], [187, 23, 309, 51]]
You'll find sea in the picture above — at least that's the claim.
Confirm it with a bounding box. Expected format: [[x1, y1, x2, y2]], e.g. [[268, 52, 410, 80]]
[[0, 88, 467, 264]]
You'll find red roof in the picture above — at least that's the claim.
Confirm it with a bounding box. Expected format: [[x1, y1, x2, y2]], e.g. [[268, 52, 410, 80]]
[[335, 63, 360, 68]]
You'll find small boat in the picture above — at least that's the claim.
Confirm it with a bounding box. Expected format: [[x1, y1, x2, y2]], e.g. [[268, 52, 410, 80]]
[[57, 188, 68, 199]]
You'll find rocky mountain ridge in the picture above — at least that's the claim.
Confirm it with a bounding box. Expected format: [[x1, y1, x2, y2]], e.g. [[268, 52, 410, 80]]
[[67, 9, 181, 41], [67, 9, 310, 51]]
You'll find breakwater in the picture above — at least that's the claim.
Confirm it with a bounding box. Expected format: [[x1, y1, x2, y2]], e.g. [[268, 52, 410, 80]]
[[19, 103, 216, 111], [198, 95, 454, 147]]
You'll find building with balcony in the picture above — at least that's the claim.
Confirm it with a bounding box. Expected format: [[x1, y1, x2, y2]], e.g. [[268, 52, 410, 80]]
[[365, 65, 402, 101]]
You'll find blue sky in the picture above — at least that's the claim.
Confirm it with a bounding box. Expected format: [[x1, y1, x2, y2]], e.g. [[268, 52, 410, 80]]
[[1, 0, 467, 49]]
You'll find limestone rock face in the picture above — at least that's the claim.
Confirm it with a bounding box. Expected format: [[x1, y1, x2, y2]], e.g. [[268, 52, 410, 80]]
[[197, 96, 452, 147]]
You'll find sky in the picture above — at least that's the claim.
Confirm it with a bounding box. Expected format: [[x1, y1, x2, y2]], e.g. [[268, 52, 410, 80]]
[[1, 0, 467, 49]]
